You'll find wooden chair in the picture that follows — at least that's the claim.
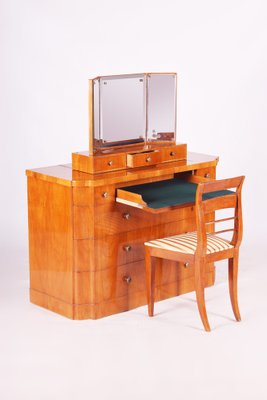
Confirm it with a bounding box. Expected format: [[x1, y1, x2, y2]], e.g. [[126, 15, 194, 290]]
[[144, 176, 245, 331]]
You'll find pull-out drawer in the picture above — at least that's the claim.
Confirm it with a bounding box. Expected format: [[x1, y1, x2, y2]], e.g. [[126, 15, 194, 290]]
[[116, 176, 232, 213], [93, 153, 126, 173], [127, 150, 161, 168]]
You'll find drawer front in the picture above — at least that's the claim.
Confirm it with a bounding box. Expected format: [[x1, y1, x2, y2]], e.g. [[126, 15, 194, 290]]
[[74, 259, 215, 304], [74, 262, 145, 304], [161, 144, 187, 163], [98, 262, 145, 302], [74, 218, 197, 272], [98, 218, 196, 268], [73, 202, 195, 239], [127, 150, 161, 168], [73, 236, 144, 272], [93, 202, 195, 237], [93, 153, 126, 173], [194, 166, 216, 179], [74, 267, 215, 319]]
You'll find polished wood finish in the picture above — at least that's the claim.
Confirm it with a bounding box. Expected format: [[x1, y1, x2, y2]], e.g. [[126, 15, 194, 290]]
[[72, 143, 187, 174], [161, 144, 188, 163], [26, 151, 219, 319], [145, 176, 245, 331], [127, 150, 161, 168], [27, 178, 73, 306], [27, 151, 218, 187]]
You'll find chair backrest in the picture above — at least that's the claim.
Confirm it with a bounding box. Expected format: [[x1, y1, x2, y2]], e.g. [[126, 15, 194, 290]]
[[195, 176, 245, 256]]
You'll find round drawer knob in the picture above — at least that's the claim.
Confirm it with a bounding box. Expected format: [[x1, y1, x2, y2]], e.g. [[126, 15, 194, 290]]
[[102, 192, 108, 198], [146, 157, 152, 162], [170, 151, 176, 156], [184, 262, 190, 268], [123, 212, 131, 220], [204, 173, 210, 178], [123, 245, 132, 252], [108, 160, 113, 166], [123, 275, 132, 284]]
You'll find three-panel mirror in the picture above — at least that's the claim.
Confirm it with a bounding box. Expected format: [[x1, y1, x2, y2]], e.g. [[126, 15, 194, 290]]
[[92, 73, 177, 150]]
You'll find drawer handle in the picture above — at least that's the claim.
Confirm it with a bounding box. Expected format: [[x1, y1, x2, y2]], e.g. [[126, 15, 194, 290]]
[[123, 212, 131, 220], [146, 157, 152, 162], [184, 262, 190, 268], [123, 245, 132, 252], [102, 192, 108, 198], [123, 275, 132, 284], [204, 173, 210, 178], [108, 161, 113, 166], [170, 151, 176, 156]]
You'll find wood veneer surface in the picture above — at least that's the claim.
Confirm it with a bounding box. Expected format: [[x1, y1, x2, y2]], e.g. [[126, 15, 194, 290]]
[[26, 152, 218, 187], [26, 152, 218, 319]]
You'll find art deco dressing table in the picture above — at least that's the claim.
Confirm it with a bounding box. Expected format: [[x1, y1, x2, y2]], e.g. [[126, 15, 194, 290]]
[[26, 73, 219, 319]]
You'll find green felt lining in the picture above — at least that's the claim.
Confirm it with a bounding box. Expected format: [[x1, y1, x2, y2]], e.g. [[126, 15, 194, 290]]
[[118, 179, 233, 209]]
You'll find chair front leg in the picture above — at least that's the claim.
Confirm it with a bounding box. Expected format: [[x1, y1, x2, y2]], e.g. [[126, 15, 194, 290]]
[[194, 258, 211, 332], [228, 250, 241, 321], [145, 246, 156, 317]]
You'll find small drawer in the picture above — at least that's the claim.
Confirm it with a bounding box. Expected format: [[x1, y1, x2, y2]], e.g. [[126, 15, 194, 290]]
[[93, 153, 126, 173], [161, 144, 187, 163], [193, 167, 216, 179], [127, 150, 161, 168]]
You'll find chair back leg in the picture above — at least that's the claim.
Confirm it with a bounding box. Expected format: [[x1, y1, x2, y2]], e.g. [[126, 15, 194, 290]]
[[228, 249, 241, 321], [145, 247, 156, 317]]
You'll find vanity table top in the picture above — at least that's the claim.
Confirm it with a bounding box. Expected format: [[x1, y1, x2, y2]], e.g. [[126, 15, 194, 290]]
[[26, 151, 219, 188]]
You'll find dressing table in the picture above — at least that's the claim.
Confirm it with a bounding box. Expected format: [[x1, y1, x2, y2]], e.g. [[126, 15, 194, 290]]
[[26, 73, 219, 319]]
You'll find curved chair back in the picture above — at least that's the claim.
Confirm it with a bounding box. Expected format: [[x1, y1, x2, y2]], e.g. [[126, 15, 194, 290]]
[[195, 176, 245, 258]]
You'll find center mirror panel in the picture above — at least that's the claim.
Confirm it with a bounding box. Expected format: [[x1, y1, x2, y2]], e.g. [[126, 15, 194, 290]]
[[94, 74, 146, 147]]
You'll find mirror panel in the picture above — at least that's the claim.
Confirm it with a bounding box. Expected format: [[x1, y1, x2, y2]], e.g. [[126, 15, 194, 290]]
[[92, 73, 177, 150], [147, 73, 176, 142], [94, 74, 146, 147]]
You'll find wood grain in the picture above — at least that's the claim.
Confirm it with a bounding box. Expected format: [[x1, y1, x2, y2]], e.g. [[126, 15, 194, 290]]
[[27, 151, 218, 187], [27, 154, 219, 320], [127, 150, 161, 168], [73, 143, 187, 174], [27, 177, 73, 304]]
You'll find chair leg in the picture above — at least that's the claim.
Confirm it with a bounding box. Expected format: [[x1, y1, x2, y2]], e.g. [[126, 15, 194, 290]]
[[228, 253, 241, 321], [145, 247, 155, 317], [195, 259, 211, 332]]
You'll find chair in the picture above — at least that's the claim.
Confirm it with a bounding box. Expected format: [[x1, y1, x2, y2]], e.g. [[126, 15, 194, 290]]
[[144, 176, 245, 331]]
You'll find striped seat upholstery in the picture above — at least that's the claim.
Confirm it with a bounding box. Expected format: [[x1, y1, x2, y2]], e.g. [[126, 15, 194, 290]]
[[145, 232, 233, 254]]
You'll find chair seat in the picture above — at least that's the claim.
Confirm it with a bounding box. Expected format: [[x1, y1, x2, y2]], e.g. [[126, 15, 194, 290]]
[[145, 232, 233, 254]]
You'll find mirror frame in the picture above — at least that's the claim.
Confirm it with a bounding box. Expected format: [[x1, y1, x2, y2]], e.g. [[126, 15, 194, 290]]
[[89, 72, 177, 154]]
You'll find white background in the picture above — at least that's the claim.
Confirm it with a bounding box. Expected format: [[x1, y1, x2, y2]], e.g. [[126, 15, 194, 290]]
[[0, 1, 266, 399]]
